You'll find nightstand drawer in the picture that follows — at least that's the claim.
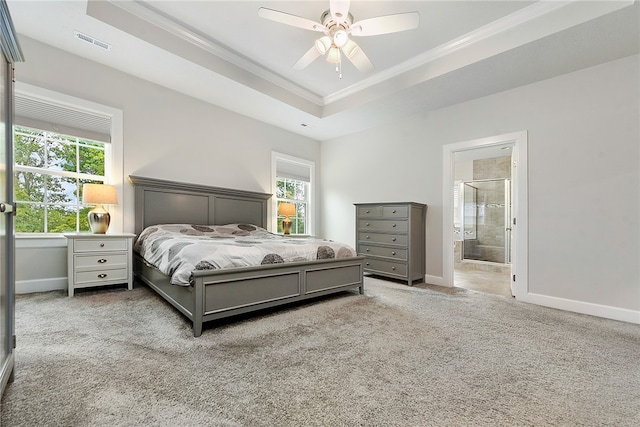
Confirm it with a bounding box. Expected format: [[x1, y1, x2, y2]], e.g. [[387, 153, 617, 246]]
[[358, 232, 408, 246], [74, 253, 128, 270], [359, 244, 407, 261], [74, 238, 128, 253], [75, 268, 128, 285]]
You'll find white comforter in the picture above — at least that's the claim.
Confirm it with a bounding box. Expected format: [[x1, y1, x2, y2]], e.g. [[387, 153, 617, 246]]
[[134, 223, 357, 285]]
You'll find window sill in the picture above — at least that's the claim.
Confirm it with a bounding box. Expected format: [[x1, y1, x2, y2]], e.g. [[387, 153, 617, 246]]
[[16, 233, 67, 248]]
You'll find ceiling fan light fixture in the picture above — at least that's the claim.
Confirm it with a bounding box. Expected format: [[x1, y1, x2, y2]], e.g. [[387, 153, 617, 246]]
[[341, 39, 359, 58], [333, 29, 348, 48], [315, 36, 332, 54], [326, 46, 341, 63]]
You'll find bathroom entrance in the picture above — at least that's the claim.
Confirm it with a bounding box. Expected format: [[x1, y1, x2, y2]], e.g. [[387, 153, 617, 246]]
[[452, 146, 513, 297], [461, 178, 511, 264], [443, 131, 528, 299]]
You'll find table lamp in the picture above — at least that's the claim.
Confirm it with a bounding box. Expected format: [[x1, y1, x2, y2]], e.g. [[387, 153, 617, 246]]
[[83, 183, 118, 234], [278, 202, 295, 235]]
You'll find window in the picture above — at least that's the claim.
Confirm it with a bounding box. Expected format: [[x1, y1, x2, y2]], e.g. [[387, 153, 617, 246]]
[[14, 126, 109, 233], [275, 176, 308, 234], [13, 83, 123, 234], [272, 153, 314, 235]]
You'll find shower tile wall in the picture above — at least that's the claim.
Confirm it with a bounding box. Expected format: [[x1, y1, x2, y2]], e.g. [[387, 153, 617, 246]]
[[463, 156, 511, 263], [474, 156, 510, 180]]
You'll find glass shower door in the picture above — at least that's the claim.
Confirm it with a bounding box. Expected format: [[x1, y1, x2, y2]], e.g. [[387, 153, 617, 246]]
[[462, 183, 478, 260]]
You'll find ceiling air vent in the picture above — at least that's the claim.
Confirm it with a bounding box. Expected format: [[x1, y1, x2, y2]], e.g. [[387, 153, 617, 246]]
[[74, 31, 112, 51]]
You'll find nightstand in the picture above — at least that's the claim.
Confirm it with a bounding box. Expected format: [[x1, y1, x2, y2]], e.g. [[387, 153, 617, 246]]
[[65, 233, 136, 296]]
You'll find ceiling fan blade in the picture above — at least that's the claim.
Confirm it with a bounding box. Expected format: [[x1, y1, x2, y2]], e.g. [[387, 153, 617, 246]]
[[350, 12, 420, 36], [330, 0, 351, 23], [342, 41, 374, 73], [258, 8, 324, 32], [293, 46, 322, 70]]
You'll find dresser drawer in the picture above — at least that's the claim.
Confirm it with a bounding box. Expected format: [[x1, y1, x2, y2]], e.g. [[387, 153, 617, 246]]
[[356, 206, 382, 218], [358, 232, 408, 246], [357, 205, 408, 218], [74, 238, 128, 253], [363, 258, 407, 277], [75, 268, 128, 285], [74, 253, 128, 270], [359, 244, 407, 261], [358, 219, 408, 233], [382, 205, 408, 218]]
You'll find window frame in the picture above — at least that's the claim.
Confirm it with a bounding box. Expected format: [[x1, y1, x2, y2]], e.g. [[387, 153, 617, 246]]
[[13, 126, 110, 233], [15, 83, 123, 235], [271, 152, 314, 236]]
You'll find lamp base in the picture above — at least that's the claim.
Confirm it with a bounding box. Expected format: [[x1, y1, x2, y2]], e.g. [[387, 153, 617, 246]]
[[282, 219, 292, 235], [88, 205, 111, 234]]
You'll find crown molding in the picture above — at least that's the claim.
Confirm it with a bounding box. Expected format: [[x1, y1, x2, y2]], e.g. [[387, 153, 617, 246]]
[[103, 0, 325, 106], [323, 0, 635, 105], [93, 0, 634, 115]]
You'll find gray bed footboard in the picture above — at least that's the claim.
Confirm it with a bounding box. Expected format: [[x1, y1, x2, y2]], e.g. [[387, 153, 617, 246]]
[[134, 254, 365, 336]]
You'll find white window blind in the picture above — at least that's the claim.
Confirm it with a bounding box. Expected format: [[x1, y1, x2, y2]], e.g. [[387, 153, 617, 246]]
[[276, 158, 311, 182], [15, 94, 112, 143]]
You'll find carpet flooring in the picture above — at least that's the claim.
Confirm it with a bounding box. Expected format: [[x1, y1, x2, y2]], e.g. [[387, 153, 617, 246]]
[[2, 277, 639, 426]]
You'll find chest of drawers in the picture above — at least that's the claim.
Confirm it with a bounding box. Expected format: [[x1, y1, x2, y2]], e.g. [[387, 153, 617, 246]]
[[355, 202, 427, 285], [65, 233, 136, 296]]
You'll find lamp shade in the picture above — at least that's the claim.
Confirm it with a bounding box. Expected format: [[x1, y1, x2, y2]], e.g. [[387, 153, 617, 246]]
[[315, 36, 331, 55], [278, 202, 295, 217], [83, 184, 118, 206], [326, 46, 341, 64]]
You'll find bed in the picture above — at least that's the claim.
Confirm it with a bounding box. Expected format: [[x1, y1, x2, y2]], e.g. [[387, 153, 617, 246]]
[[130, 175, 365, 337]]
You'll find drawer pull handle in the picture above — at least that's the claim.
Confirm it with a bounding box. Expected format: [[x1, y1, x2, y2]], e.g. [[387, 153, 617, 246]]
[[392, 237, 396, 241], [98, 259, 107, 264], [366, 223, 370, 227], [366, 262, 370, 266], [98, 273, 107, 279], [366, 210, 370, 213], [366, 248, 370, 252], [100, 243, 105, 247], [392, 223, 396, 228], [391, 266, 396, 270], [392, 251, 396, 255], [366, 235, 370, 239], [392, 210, 396, 213]]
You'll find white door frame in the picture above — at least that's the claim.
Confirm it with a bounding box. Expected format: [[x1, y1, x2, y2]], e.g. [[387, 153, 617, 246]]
[[442, 131, 528, 299]]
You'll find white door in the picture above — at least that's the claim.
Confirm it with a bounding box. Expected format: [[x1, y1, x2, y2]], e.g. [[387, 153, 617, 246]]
[[0, 52, 13, 396], [0, 1, 23, 396]]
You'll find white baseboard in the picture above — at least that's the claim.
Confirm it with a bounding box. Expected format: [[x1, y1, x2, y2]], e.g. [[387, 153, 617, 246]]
[[424, 275, 449, 287], [16, 277, 67, 294], [520, 292, 640, 324], [422, 274, 638, 324]]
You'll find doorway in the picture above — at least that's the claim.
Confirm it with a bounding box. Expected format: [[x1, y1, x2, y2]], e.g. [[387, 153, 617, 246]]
[[455, 159, 512, 296], [442, 131, 528, 299]]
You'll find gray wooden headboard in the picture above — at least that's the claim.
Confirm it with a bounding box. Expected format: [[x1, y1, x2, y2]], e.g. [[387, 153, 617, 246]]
[[129, 176, 272, 235]]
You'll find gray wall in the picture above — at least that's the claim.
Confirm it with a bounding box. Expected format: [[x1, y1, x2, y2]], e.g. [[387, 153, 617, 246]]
[[14, 36, 321, 292], [13, 35, 640, 323], [320, 54, 639, 317]]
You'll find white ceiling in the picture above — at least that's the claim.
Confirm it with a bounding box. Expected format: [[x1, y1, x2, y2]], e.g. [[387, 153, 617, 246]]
[[6, 0, 639, 141]]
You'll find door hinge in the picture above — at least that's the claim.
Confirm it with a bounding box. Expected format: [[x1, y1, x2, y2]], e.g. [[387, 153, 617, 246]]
[[12, 335, 16, 349], [513, 218, 516, 225], [512, 274, 516, 282], [11, 66, 15, 83]]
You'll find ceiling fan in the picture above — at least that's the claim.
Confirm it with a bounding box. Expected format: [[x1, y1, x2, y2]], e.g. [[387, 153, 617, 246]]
[[258, 0, 419, 77]]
